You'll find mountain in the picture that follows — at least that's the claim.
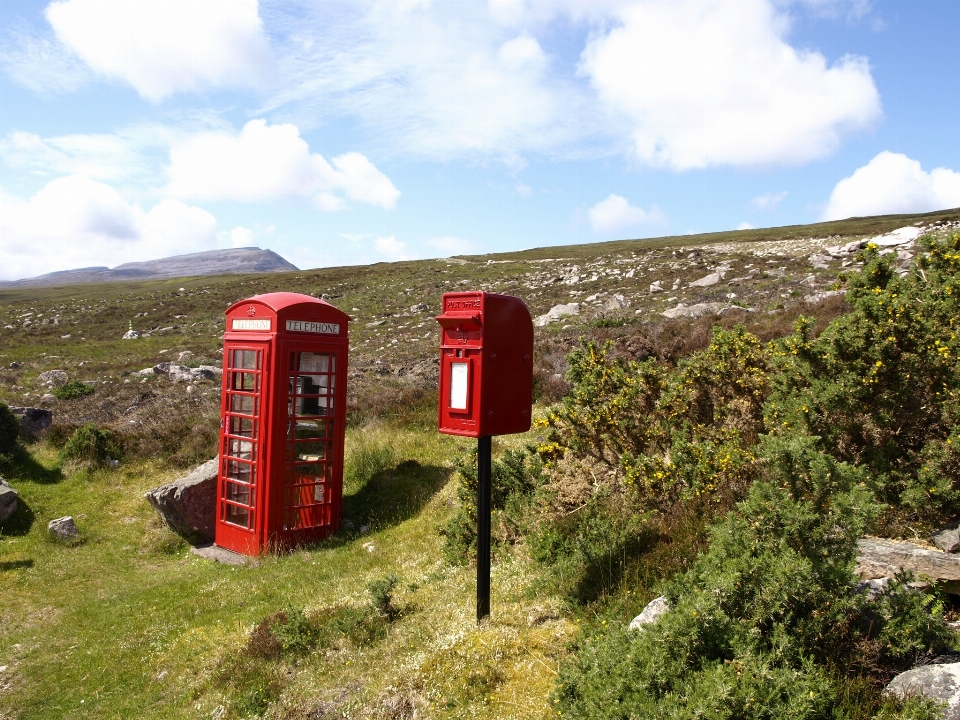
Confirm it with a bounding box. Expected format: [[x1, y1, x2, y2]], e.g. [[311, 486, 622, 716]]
[[0, 247, 298, 288]]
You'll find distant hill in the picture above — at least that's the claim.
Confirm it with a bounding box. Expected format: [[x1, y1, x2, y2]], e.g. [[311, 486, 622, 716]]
[[0, 247, 298, 288]]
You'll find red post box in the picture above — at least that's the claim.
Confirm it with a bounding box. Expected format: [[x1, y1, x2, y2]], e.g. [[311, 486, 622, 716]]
[[435, 291, 534, 622], [215, 292, 349, 556], [436, 292, 534, 438]]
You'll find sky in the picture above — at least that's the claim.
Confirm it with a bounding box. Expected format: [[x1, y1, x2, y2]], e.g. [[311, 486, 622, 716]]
[[1, 0, 960, 282]]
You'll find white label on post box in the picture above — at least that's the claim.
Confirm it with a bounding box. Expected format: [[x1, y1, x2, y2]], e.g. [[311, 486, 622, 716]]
[[450, 362, 469, 410], [286, 320, 341, 334], [232, 319, 271, 330]]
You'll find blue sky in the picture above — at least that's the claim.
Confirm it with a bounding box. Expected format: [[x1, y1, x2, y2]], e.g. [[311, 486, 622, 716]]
[[1, 0, 959, 281]]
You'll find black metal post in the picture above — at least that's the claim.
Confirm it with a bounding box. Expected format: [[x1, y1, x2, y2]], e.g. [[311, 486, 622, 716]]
[[477, 435, 492, 623]]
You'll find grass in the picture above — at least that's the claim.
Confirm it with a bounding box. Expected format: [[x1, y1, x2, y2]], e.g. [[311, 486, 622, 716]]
[[0, 418, 577, 719]]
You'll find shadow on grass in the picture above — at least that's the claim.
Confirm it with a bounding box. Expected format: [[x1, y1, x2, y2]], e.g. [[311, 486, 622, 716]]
[[341, 459, 452, 532], [1, 446, 63, 485], [0, 559, 34, 571], [0, 495, 35, 537]]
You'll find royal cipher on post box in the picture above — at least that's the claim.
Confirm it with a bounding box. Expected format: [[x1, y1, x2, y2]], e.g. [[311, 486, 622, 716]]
[[436, 292, 533, 438], [216, 292, 349, 556]]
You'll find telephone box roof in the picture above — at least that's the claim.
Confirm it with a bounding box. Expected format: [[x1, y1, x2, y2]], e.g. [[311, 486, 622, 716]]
[[225, 292, 350, 321]]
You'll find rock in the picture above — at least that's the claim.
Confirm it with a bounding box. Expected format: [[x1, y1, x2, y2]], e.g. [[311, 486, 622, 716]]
[[854, 577, 890, 600], [886, 662, 960, 719], [0, 478, 19, 523], [602, 294, 630, 312], [649, 281, 663, 293], [366, 319, 388, 327], [629, 596, 669, 631], [804, 290, 844, 304], [856, 538, 960, 584], [48, 516, 79, 541], [533, 303, 580, 327], [9, 362, 21, 370], [39, 394, 56, 406], [144, 458, 218, 542], [154, 363, 194, 382], [122, 329, 141, 340], [37, 370, 68, 386], [9, 407, 53, 436], [409, 303, 430, 313], [133, 368, 155, 378], [809, 253, 831, 269], [689, 269, 728, 287], [191, 366, 222, 381], [932, 523, 960, 553], [868, 226, 922, 247], [662, 302, 722, 319], [178, 351, 194, 362]]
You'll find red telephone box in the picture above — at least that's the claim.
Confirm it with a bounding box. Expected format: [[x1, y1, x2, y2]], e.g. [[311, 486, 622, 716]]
[[215, 292, 349, 556], [436, 291, 534, 438]]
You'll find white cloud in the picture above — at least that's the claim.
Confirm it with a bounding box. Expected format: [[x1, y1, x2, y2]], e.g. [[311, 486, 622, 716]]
[[749, 191, 788, 211], [374, 236, 410, 261], [822, 152, 960, 221], [44, 0, 273, 102], [737, 221, 756, 230], [0, 174, 217, 281], [166, 120, 400, 210], [227, 226, 256, 248], [425, 236, 475, 256], [589, 194, 666, 235], [579, 0, 881, 169], [0, 21, 93, 94]]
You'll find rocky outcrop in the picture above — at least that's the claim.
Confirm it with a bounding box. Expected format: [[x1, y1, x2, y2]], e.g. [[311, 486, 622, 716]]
[[0, 478, 18, 523], [886, 662, 960, 719], [662, 302, 723, 319], [144, 459, 218, 542], [152, 363, 222, 383], [37, 370, 67, 386], [856, 538, 960, 584], [628, 596, 669, 631], [932, 523, 960, 554]]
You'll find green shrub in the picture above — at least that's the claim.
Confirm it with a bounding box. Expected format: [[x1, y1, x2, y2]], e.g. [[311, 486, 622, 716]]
[[555, 479, 951, 719], [441, 448, 545, 564], [51, 381, 95, 400], [368, 573, 400, 620], [61, 422, 120, 467], [0, 403, 20, 456]]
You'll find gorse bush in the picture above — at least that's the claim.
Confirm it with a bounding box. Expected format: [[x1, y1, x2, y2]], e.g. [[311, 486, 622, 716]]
[[52, 380, 95, 400], [61, 422, 120, 467], [0, 402, 20, 456]]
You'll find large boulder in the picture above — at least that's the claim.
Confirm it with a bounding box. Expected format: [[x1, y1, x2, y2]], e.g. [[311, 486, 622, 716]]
[[0, 478, 18, 523], [857, 538, 960, 584], [145, 459, 218, 542], [932, 523, 960, 554], [533, 303, 580, 327], [662, 302, 723, 319], [9, 407, 53, 437], [886, 662, 960, 719]]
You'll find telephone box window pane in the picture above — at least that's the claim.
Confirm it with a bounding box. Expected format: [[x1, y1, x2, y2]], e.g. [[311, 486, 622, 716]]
[[225, 481, 251, 505], [229, 439, 254, 461], [292, 419, 325, 439], [231, 394, 256, 414], [294, 396, 328, 416], [227, 460, 253, 484], [224, 504, 250, 528], [232, 372, 257, 391], [233, 350, 259, 370], [230, 416, 255, 438], [299, 353, 330, 373], [295, 373, 329, 395], [293, 441, 326, 462], [450, 362, 469, 410], [293, 463, 324, 481]]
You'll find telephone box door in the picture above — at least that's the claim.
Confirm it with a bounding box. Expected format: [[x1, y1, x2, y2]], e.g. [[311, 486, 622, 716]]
[[216, 343, 271, 554], [275, 343, 345, 541]]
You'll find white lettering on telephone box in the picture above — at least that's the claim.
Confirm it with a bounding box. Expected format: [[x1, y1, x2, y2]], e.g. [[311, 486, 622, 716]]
[[232, 319, 272, 330], [286, 320, 341, 334]]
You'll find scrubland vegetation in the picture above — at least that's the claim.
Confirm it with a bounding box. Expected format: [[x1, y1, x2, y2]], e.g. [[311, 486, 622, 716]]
[[2, 213, 960, 718]]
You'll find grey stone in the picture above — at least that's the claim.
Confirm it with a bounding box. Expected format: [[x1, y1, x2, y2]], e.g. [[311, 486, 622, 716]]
[[177, 351, 194, 362], [629, 596, 669, 631], [856, 538, 960, 582], [854, 577, 890, 600], [144, 458, 218, 542], [602, 294, 630, 312], [37, 370, 67, 386], [803, 290, 844, 304], [932, 523, 960, 554], [48, 516, 79, 541], [649, 281, 664, 293], [133, 368, 155, 377], [191, 366, 221, 381], [689, 269, 727, 287], [122, 329, 141, 340], [9, 407, 53, 436], [0, 478, 18, 524], [533, 303, 580, 327], [662, 302, 722, 319], [9, 362, 21, 370], [191, 543, 253, 566], [886, 662, 960, 719], [366, 319, 388, 327], [409, 303, 430, 313]]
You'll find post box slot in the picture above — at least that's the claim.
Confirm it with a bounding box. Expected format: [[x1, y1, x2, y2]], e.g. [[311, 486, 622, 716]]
[[436, 313, 482, 331]]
